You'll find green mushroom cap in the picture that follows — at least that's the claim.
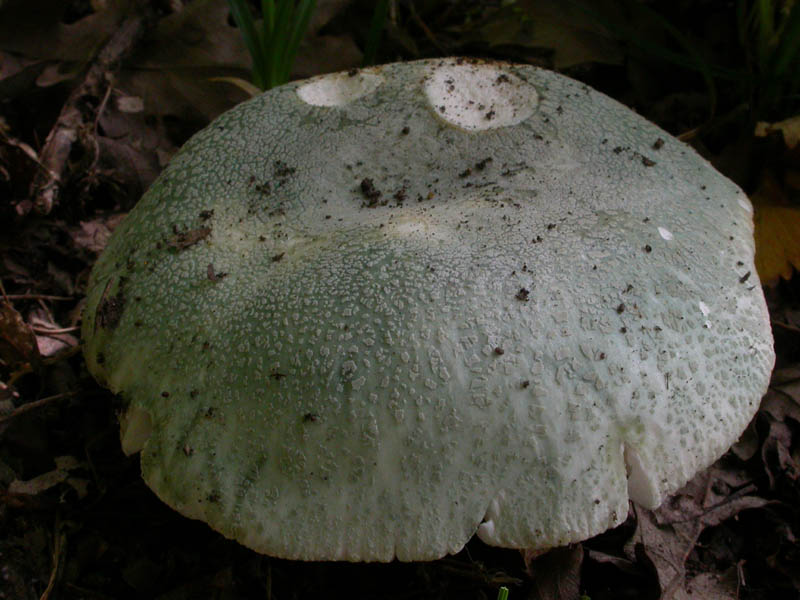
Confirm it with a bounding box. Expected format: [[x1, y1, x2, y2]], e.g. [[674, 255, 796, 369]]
[[82, 58, 774, 562]]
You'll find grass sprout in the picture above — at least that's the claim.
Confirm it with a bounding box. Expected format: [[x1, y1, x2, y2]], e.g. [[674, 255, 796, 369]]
[[227, 0, 316, 90]]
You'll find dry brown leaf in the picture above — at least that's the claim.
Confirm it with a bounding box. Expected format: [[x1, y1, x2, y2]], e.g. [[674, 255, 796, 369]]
[[28, 308, 78, 358], [751, 171, 800, 285], [8, 455, 87, 497], [0, 301, 40, 371], [71, 219, 116, 254], [117, 0, 251, 123], [2, 0, 360, 128], [761, 416, 798, 488], [465, 0, 624, 69], [750, 116, 800, 285], [0, 0, 131, 64], [0, 49, 39, 85], [628, 465, 770, 599], [684, 570, 739, 600], [756, 115, 800, 149], [764, 365, 800, 422], [1, 256, 32, 285], [758, 367, 800, 487], [97, 134, 166, 202], [656, 470, 770, 531], [730, 420, 760, 461], [628, 507, 697, 600], [308, 0, 352, 36], [585, 548, 639, 573], [46, 261, 75, 296], [116, 94, 144, 113], [527, 545, 583, 600], [122, 0, 359, 122], [292, 34, 362, 81]]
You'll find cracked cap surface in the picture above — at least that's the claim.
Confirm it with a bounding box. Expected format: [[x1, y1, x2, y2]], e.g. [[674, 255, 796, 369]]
[[82, 58, 774, 561]]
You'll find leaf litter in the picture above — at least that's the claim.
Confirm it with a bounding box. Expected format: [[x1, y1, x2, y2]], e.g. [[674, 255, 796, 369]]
[[1, 1, 799, 598]]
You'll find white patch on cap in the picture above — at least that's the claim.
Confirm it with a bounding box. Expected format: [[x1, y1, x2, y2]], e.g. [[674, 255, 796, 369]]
[[698, 301, 710, 316], [737, 196, 753, 213], [657, 227, 673, 240], [296, 71, 383, 107], [424, 62, 538, 131]]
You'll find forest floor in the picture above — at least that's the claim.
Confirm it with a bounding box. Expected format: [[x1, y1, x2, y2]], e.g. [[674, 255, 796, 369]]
[[1, 1, 799, 599]]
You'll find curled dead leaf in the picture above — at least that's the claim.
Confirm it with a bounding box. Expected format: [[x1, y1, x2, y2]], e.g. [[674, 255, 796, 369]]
[[755, 115, 800, 150], [8, 455, 88, 498], [0, 300, 40, 371], [29, 308, 78, 358]]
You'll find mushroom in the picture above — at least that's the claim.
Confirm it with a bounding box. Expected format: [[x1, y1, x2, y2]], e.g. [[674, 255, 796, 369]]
[[82, 58, 775, 562]]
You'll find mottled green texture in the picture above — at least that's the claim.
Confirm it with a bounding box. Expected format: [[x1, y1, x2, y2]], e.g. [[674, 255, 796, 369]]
[[82, 58, 774, 562]]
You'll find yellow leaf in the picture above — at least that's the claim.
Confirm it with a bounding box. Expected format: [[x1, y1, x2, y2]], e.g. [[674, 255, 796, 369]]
[[751, 173, 800, 285]]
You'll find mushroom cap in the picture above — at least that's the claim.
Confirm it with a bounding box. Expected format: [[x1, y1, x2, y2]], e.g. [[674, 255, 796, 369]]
[[82, 58, 774, 562]]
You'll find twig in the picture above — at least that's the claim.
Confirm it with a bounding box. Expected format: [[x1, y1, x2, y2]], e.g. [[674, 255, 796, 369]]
[[408, 3, 447, 54], [87, 81, 115, 175], [772, 320, 800, 335], [64, 583, 115, 600], [31, 325, 81, 335], [677, 127, 699, 142], [26, 2, 155, 215], [5, 294, 77, 302], [0, 392, 76, 425], [40, 513, 66, 600]]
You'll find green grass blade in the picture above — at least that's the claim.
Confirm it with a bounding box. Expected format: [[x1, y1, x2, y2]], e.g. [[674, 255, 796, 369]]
[[771, 2, 800, 76], [262, 0, 275, 36], [736, 0, 751, 47], [282, 0, 316, 82], [227, 0, 267, 89], [497, 586, 509, 600], [736, 0, 757, 111], [362, 0, 389, 66], [267, 0, 294, 88], [259, 0, 277, 86], [756, 0, 775, 67], [634, 3, 719, 115]]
